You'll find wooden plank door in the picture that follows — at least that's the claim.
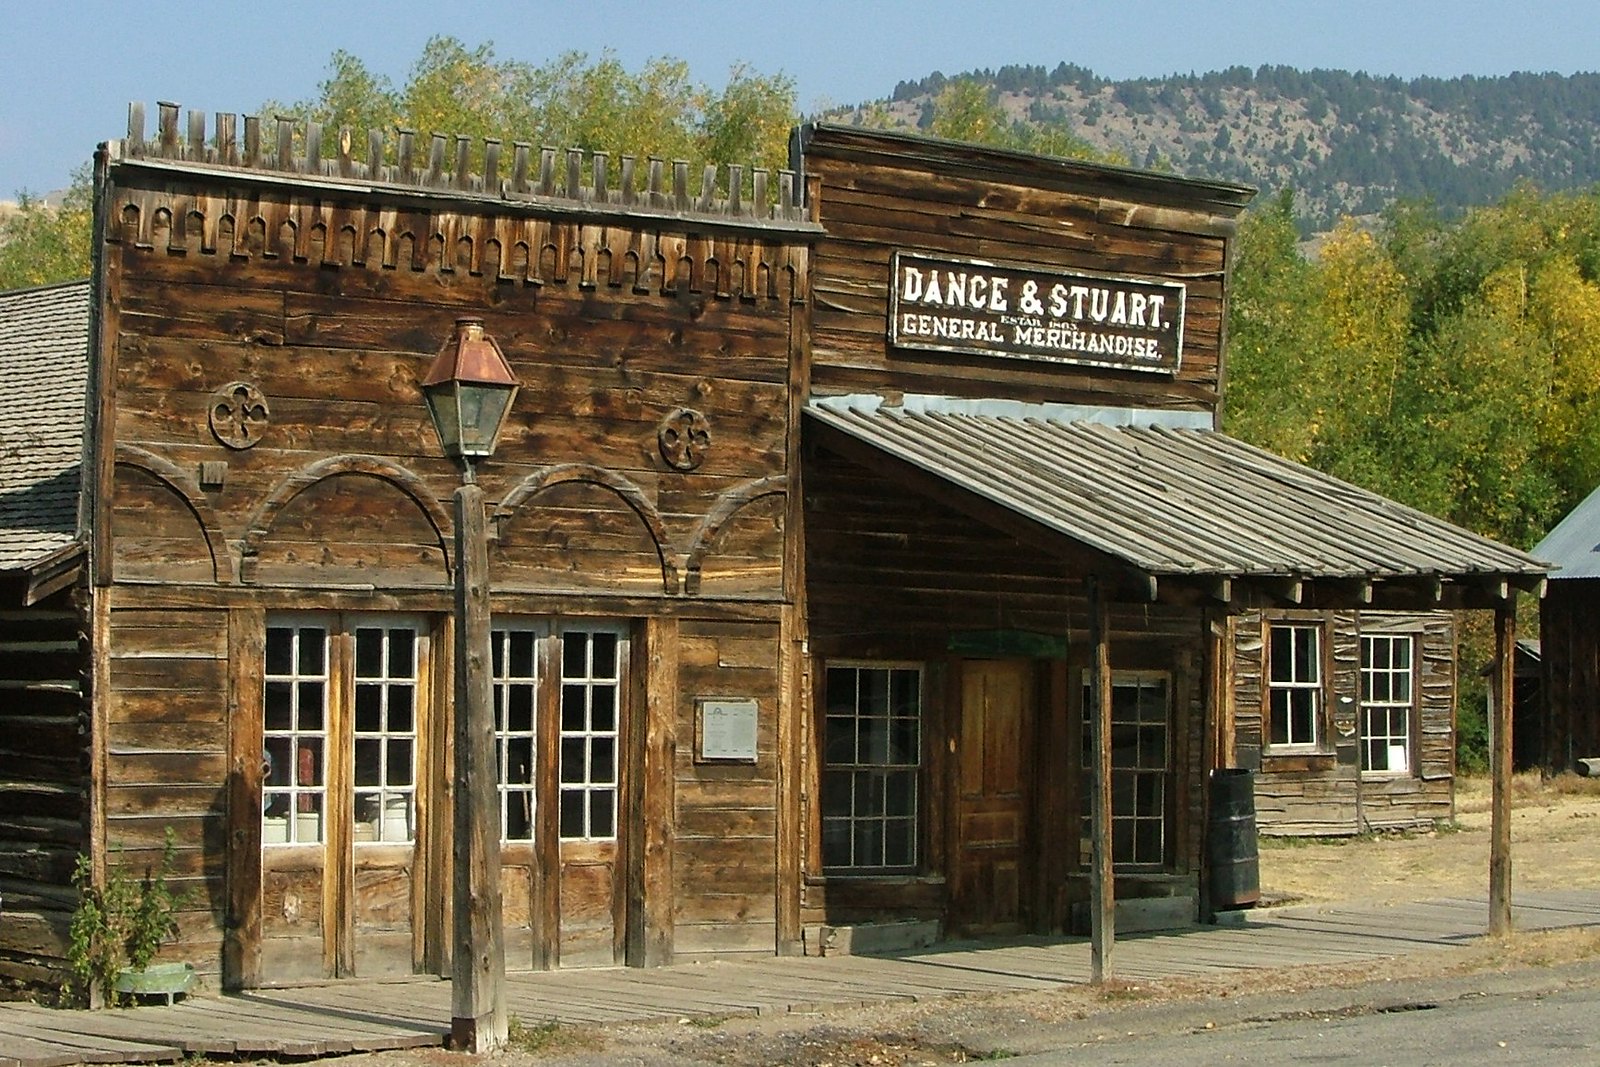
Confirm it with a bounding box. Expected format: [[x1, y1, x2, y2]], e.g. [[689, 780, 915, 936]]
[[951, 660, 1034, 935]]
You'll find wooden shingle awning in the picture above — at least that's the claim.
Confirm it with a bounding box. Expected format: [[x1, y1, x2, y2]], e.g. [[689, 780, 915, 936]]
[[805, 394, 1548, 611]]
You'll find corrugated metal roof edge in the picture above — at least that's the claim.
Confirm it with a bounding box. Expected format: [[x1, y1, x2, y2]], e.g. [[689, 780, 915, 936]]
[[804, 397, 1548, 583]]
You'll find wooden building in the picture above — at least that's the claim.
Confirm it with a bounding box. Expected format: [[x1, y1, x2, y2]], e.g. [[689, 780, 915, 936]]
[[1230, 609, 1456, 836], [0, 107, 1546, 996], [1532, 485, 1600, 773]]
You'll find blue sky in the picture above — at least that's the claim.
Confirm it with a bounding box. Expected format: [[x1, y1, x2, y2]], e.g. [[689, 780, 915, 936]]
[[5, 0, 1598, 197]]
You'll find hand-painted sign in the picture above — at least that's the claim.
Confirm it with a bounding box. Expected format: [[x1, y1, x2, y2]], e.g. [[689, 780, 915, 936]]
[[889, 251, 1186, 374]]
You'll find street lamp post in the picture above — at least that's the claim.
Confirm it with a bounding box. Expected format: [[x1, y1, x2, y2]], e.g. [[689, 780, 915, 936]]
[[421, 318, 519, 1053]]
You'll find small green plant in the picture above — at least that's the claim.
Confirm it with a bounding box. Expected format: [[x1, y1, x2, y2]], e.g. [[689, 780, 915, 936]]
[[68, 827, 193, 1006], [506, 1015, 602, 1056]]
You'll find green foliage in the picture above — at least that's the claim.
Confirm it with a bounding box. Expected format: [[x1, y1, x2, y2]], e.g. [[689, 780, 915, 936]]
[[0, 167, 92, 289], [269, 38, 799, 186], [68, 828, 193, 1006], [920, 78, 1119, 164]]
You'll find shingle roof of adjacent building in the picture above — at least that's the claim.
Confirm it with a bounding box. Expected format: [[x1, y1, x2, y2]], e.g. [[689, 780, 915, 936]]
[[1533, 482, 1600, 580], [0, 279, 89, 571], [807, 394, 1547, 586]]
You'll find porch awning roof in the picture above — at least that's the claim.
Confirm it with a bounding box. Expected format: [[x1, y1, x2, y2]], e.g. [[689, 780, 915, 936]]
[[805, 395, 1547, 608]]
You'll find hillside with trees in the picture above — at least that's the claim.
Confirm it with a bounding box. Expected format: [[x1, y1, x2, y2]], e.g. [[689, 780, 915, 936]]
[[847, 64, 1600, 233]]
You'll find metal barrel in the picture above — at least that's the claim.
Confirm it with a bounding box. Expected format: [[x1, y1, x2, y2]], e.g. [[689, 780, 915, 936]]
[[1207, 768, 1261, 909]]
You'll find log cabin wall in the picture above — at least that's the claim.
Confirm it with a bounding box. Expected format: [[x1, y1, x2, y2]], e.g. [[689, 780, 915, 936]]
[[797, 124, 1244, 415], [1232, 609, 1455, 836], [793, 127, 1249, 938], [0, 588, 90, 996], [800, 446, 1207, 935], [1541, 579, 1600, 774], [90, 105, 815, 987]]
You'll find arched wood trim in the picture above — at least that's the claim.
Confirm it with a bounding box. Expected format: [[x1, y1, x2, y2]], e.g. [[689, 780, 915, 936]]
[[237, 454, 452, 583], [114, 444, 234, 584], [683, 475, 788, 594], [494, 463, 679, 594]]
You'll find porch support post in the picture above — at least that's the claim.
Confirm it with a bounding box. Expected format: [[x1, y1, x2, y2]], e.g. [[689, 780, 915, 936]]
[[1088, 575, 1115, 982], [1489, 595, 1516, 937], [451, 481, 507, 1051]]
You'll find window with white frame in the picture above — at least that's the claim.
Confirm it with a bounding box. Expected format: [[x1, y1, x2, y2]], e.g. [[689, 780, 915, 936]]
[[491, 627, 540, 842], [263, 624, 329, 845], [558, 628, 622, 841], [352, 625, 420, 844], [1081, 672, 1170, 869], [821, 664, 921, 872], [1360, 634, 1414, 774], [263, 618, 423, 848], [1268, 624, 1322, 749]]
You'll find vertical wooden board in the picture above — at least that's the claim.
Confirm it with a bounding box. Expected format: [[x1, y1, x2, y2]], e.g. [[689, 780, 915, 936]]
[[225, 607, 265, 990], [532, 633, 562, 970]]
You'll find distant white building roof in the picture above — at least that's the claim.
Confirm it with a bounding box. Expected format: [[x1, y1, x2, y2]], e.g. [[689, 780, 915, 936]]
[[1533, 483, 1600, 580]]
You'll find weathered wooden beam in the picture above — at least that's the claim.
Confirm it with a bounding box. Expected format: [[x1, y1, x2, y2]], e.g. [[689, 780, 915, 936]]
[[1489, 597, 1516, 938], [1087, 575, 1115, 983], [451, 481, 506, 1052]]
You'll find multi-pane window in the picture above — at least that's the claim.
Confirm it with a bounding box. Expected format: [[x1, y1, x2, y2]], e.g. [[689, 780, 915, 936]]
[[263, 625, 328, 845], [492, 628, 540, 842], [1268, 624, 1322, 748], [1360, 634, 1414, 774], [353, 626, 419, 844], [558, 628, 621, 841], [821, 664, 921, 871], [1081, 672, 1169, 868]]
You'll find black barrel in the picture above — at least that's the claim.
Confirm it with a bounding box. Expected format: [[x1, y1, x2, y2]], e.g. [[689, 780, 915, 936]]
[[1207, 768, 1260, 909]]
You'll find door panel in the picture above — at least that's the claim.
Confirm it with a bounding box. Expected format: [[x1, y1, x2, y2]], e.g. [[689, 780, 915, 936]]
[[952, 660, 1033, 935]]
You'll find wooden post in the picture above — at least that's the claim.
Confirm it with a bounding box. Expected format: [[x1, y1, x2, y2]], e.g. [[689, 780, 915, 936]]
[[1087, 576, 1115, 982], [451, 481, 506, 1051], [1489, 597, 1516, 937]]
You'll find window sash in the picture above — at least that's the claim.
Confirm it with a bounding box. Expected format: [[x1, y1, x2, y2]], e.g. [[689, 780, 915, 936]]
[[352, 625, 420, 844], [264, 624, 329, 846], [821, 663, 922, 872], [1360, 634, 1414, 774], [1080, 671, 1170, 869], [1267, 625, 1322, 749], [557, 627, 624, 842], [491, 626, 542, 844]]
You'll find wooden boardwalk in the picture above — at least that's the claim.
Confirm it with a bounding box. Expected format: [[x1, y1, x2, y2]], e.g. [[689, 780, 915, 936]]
[[4, 890, 1596, 1067]]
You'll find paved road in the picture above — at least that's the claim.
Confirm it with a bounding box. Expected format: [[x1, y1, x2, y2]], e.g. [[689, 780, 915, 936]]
[[991, 960, 1600, 1066]]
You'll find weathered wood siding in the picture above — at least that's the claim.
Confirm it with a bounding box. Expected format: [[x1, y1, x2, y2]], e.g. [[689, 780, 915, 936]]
[[1233, 610, 1455, 836], [1541, 580, 1600, 773], [672, 618, 781, 959], [91, 137, 811, 986], [0, 594, 89, 997], [801, 128, 1238, 414], [801, 448, 1206, 931]]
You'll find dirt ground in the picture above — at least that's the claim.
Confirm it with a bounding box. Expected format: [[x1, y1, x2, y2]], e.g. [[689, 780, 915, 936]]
[[332, 773, 1600, 1066]]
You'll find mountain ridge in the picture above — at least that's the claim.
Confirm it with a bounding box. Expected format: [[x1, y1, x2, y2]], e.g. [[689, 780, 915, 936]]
[[828, 64, 1600, 231]]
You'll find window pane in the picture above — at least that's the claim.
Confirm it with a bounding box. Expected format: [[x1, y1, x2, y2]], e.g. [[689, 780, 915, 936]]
[[297, 630, 325, 675], [355, 628, 383, 677], [388, 632, 414, 678], [590, 685, 615, 733], [561, 685, 587, 731], [589, 790, 615, 838], [563, 633, 587, 678], [560, 738, 586, 783], [590, 632, 617, 678], [266, 628, 293, 675], [559, 790, 584, 838], [265, 682, 293, 732], [355, 738, 380, 786]]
